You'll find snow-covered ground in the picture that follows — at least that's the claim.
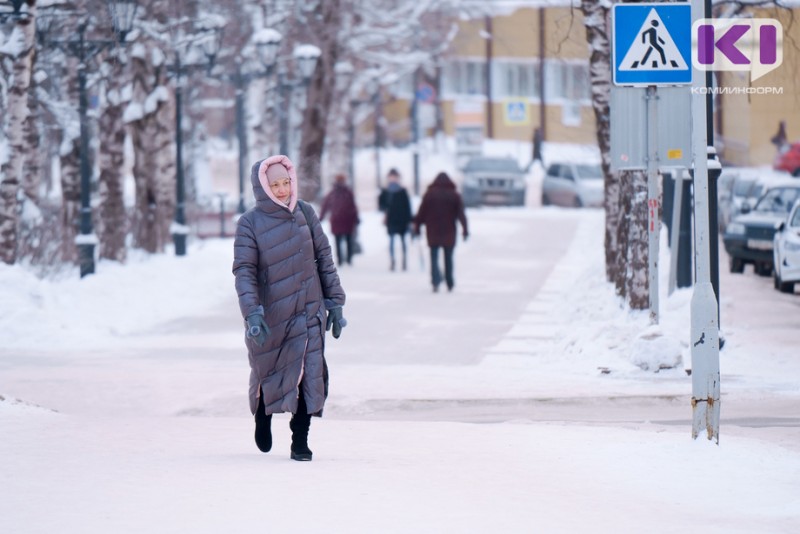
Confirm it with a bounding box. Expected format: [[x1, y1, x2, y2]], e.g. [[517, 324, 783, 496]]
[[1, 196, 799, 532]]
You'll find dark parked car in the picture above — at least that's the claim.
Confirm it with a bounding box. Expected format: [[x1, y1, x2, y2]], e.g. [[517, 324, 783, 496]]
[[723, 180, 800, 276], [461, 156, 526, 207]]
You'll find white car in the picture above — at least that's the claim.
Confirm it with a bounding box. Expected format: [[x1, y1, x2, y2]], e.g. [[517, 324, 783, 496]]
[[542, 162, 603, 208], [773, 199, 800, 293]]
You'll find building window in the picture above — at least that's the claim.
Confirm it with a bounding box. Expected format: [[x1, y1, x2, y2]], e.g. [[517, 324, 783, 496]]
[[444, 59, 588, 104], [545, 61, 590, 103], [494, 62, 540, 100], [565, 63, 590, 102], [443, 60, 487, 97], [389, 71, 415, 99]]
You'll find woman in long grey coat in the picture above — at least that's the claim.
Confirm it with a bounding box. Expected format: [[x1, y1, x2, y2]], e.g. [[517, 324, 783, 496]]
[[233, 154, 346, 461]]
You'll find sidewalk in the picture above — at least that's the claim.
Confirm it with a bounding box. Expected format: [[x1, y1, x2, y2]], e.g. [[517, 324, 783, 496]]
[[1, 207, 799, 533]]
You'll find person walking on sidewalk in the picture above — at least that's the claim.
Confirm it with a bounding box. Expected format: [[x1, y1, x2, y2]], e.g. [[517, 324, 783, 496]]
[[320, 173, 360, 266], [232, 154, 347, 461], [378, 168, 413, 271], [413, 171, 469, 293]]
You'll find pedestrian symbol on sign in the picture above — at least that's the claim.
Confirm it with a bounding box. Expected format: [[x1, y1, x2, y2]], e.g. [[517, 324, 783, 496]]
[[619, 8, 688, 72]]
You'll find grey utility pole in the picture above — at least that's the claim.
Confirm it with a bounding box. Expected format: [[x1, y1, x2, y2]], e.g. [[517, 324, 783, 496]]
[[646, 85, 660, 324], [690, 0, 720, 443]]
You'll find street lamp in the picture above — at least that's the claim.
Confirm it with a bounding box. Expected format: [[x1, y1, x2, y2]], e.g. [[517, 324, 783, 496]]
[[345, 69, 383, 193], [0, 0, 27, 22], [365, 73, 383, 190], [35, 0, 137, 278], [277, 44, 321, 157], [168, 19, 223, 256]]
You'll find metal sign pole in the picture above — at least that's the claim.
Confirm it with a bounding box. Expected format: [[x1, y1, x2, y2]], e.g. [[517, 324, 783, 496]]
[[646, 85, 660, 324], [690, 0, 720, 443], [668, 168, 685, 296]]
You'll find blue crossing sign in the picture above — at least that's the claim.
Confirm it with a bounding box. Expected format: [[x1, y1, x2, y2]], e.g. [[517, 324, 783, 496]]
[[613, 3, 692, 86]]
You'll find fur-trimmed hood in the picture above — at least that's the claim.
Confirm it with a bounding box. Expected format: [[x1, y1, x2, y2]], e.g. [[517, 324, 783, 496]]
[[250, 154, 298, 212]]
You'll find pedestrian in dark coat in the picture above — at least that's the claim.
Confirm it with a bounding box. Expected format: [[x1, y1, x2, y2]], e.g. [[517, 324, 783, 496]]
[[413, 171, 469, 292], [232, 154, 347, 461], [378, 168, 413, 271], [319, 173, 360, 266]]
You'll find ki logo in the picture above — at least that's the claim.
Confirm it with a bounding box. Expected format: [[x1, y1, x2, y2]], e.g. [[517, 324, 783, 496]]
[[692, 18, 783, 81]]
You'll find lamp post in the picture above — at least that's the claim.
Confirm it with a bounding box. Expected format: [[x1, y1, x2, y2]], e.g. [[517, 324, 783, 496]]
[[35, 0, 137, 277], [345, 70, 383, 194], [0, 0, 27, 22], [277, 44, 321, 158], [367, 75, 383, 190], [169, 21, 223, 256]]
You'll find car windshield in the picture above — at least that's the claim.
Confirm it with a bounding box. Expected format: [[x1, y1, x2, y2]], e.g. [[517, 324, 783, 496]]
[[754, 187, 800, 214], [465, 158, 520, 173], [576, 164, 603, 179], [792, 205, 800, 226], [733, 179, 755, 197]]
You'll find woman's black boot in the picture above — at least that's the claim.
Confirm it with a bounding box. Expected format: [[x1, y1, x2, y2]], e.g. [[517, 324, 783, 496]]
[[254, 396, 272, 453], [290, 390, 313, 461]]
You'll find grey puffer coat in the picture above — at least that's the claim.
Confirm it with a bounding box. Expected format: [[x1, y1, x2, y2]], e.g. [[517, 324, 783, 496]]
[[233, 155, 345, 418]]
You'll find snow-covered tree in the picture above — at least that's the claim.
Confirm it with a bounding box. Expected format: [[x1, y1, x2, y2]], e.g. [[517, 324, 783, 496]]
[[96, 44, 129, 262], [125, 35, 174, 253], [295, 0, 342, 201], [251, 0, 460, 200], [579, 0, 621, 288], [0, 0, 37, 265]]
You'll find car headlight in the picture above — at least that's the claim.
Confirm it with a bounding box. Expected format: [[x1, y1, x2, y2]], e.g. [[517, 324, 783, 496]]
[[726, 222, 745, 235], [786, 241, 800, 251]]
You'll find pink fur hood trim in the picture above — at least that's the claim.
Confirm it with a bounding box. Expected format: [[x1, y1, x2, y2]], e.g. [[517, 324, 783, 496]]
[[258, 155, 298, 212]]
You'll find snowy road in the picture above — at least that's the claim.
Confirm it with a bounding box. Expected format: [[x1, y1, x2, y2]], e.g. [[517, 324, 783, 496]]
[[2, 206, 799, 533]]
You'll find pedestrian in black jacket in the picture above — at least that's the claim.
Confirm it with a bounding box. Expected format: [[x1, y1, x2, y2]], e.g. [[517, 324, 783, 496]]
[[378, 168, 413, 271]]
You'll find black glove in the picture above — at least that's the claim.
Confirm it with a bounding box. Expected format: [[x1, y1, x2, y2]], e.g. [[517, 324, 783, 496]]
[[246, 313, 270, 347], [325, 307, 347, 339], [462, 232, 469, 242]]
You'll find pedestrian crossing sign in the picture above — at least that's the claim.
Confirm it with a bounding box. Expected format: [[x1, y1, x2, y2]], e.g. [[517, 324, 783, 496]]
[[613, 3, 692, 86]]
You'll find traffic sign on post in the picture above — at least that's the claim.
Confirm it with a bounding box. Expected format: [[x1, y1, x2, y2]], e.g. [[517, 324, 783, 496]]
[[613, 3, 693, 87]]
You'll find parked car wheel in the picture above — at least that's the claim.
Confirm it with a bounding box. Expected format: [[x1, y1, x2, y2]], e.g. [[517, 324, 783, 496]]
[[755, 261, 773, 277], [779, 277, 795, 293], [775, 271, 796, 293], [729, 256, 745, 273]]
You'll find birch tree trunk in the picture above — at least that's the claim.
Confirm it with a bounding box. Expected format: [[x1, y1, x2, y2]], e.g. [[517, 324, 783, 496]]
[[297, 0, 342, 201], [626, 169, 650, 309], [184, 82, 205, 208], [59, 124, 81, 263], [580, 0, 621, 285], [97, 51, 129, 262], [616, 171, 632, 300], [127, 41, 175, 254], [254, 77, 280, 157], [0, 1, 37, 265], [21, 63, 43, 204], [324, 74, 353, 184]]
